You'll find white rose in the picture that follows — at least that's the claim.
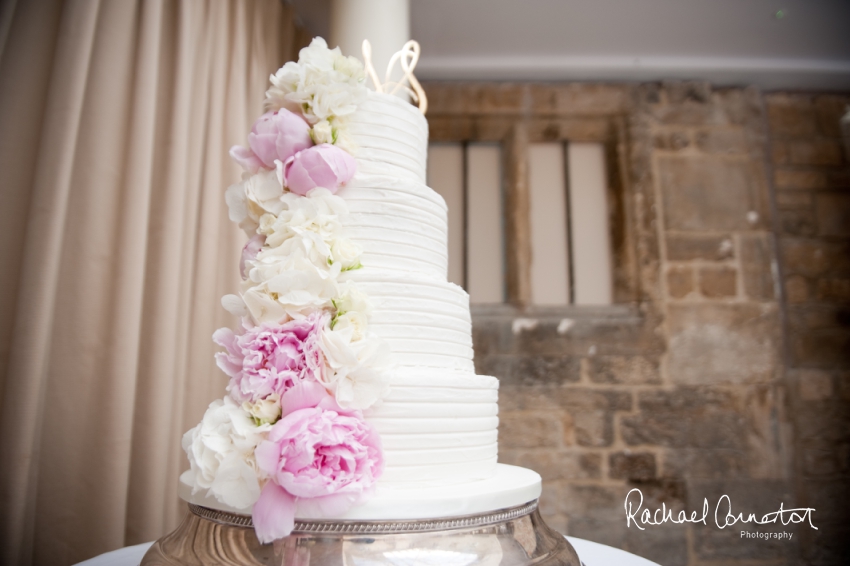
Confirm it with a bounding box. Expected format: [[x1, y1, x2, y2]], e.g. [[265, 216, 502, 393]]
[[333, 283, 372, 318], [330, 238, 362, 270], [243, 394, 281, 425], [333, 310, 368, 341], [181, 396, 271, 509], [311, 120, 336, 145]]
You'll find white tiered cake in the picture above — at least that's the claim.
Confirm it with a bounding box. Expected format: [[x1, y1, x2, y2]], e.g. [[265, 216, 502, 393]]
[[178, 38, 540, 541]]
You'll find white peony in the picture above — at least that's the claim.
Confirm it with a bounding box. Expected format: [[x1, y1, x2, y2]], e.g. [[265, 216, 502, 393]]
[[319, 325, 391, 411], [225, 169, 285, 236], [180, 396, 271, 510]]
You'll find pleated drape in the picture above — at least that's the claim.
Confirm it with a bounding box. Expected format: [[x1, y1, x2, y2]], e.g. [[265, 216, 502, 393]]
[[0, 1, 304, 564]]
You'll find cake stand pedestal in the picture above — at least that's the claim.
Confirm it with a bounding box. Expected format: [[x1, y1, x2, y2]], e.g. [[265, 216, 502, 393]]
[[141, 499, 579, 565]]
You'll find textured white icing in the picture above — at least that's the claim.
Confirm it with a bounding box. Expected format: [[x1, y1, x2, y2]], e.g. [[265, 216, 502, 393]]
[[340, 90, 500, 486]]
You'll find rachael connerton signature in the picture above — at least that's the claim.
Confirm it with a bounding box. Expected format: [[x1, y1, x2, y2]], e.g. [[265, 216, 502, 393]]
[[624, 488, 817, 530]]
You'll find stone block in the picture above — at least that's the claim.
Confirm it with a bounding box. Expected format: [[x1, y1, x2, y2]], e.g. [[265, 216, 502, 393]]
[[474, 355, 512, 380], [586, 355, 661, 385], [471, 320, 510, 355], [658, 156, 765, 231], [609, 451, 657, 481], [815, 192, 850, 237], [666, 304, 780, 385], [803, 477, 849, 525], [778, 208, 816, 236], [771, 141, 789, 165], [740, 234, 776, 300], [813, 94, 850, 137], [775, 189, 813, 210], [796, 369, 834, 401], [554, 483, 630, 520], [787, 139, 844, 166], [698, 266, 738, 298], [666, 233, 734, 261], [838, 371, 850, 401], [665, 81, 712, 104], [694, 128, 749, 155], [785, 275, 810, 303], [687, 479, 797, 562], [554, 84, 628, 115], [666, 266, 694, 299], [794, 403, 850, 442], [498, 384, 566, 412], [499, 412, 563, 448], [803, 440, 844, 476], [782, 239, 850, 278], [573, 410, 613, 447], [774, 168, 828, 190], [499, 450, 601, 481], [559, 388, 633, 412], [766, 95, 817, 137], [652, 130, 690, 151], [661, 448, 748, 479], [621, 387, 748, 449], [816, 278, 850, 303], [513, 355, 581, 385]]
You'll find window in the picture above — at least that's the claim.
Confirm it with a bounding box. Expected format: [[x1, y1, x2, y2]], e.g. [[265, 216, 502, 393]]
[[428, 140, 613, 306]]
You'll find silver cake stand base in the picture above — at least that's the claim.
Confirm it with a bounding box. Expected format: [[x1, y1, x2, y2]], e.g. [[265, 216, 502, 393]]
[[141, 500, 580, 565]]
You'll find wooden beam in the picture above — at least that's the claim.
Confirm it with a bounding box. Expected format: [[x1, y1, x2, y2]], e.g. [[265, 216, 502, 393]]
[[503, 122, 532, 307]]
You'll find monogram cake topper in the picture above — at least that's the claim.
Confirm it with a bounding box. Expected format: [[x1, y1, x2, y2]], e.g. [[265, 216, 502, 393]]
[[362, 39, 428, 115]]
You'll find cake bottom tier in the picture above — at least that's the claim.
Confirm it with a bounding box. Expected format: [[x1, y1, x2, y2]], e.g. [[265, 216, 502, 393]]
[[179, 464, 541, 520], [365, 367, 500, 485]]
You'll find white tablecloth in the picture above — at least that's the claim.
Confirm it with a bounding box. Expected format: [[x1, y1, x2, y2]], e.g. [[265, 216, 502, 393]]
[[74, 537, 660, 566]]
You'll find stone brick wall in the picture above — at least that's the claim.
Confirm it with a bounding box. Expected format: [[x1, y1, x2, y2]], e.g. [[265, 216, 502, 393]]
[[424, 81, 849, 565], [767, 93, 850, 565]]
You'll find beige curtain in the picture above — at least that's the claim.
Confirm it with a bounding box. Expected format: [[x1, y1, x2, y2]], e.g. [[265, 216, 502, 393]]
[[0, 1, 306, 564]]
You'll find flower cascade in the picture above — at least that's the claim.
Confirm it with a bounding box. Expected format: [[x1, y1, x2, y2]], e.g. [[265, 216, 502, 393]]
[[181, 38, 390, 544]]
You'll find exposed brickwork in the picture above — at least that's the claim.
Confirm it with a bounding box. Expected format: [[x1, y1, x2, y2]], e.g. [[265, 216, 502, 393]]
[[766, 92, 850, 566], [425, 82, 850, 565]]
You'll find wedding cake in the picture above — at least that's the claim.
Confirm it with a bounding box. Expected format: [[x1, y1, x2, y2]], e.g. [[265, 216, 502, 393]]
[[178, 37, 541, 544]]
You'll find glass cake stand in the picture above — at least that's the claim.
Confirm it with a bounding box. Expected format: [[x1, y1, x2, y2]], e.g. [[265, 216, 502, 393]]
[[142, 465, 580, 565]]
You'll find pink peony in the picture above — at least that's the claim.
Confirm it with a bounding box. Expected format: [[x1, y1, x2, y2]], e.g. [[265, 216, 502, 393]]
[[280, 143, 356, 196], [239, 234, 265, 279], [213, 313, 326, 404], [230, 110, 313, 173], [252, 401, 383, 542]]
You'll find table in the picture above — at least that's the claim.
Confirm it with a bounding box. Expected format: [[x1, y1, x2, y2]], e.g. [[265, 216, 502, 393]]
[[74, 537, 661, 566]]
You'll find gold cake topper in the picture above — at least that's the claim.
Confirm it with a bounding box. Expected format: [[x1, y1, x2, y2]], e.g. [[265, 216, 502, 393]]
[[362, 40, 428, 115]]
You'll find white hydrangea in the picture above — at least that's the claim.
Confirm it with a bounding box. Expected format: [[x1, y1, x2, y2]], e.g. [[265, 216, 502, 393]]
[[224, 169, 284, 236], [265, 37, 367, 125], [260, 188, 348, 250], [241, 249, 340, 324], [180, 396, 271, 510]]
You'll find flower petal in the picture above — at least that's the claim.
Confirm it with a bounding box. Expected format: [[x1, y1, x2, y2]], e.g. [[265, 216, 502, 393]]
[[253, 482, 296, 543]]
